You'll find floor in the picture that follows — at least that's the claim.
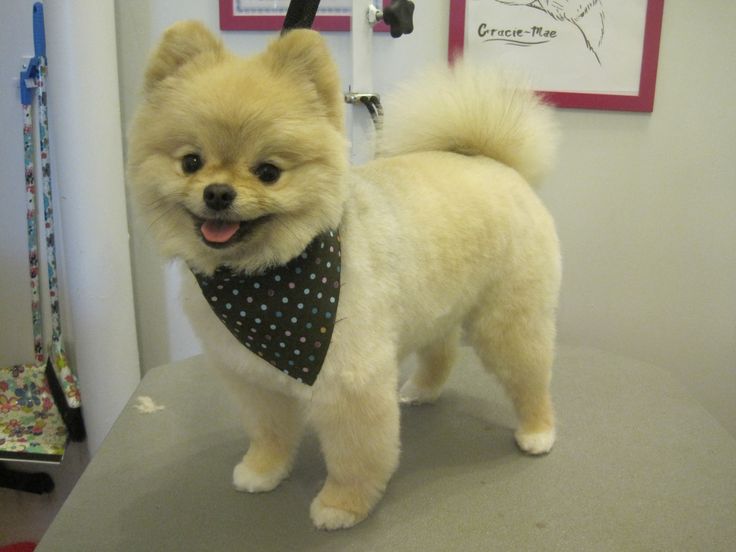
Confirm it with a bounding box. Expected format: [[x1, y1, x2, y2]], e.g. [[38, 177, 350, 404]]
[[0, 443, 89, 546]]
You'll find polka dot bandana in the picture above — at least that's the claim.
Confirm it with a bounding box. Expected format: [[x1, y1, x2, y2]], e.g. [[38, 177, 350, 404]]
[[192, 230, 341, 386]]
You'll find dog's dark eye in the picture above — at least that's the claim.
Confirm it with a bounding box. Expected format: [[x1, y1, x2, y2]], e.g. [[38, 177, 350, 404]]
[[181, 153, 203, 174], [254, 163, 281, 184]]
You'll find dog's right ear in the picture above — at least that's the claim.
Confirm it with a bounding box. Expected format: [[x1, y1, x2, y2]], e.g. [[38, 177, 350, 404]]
[[143, 21, 223, 93]]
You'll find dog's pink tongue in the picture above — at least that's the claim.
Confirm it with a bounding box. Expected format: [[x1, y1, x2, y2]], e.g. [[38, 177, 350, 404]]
[[201, 220, 240, 243]]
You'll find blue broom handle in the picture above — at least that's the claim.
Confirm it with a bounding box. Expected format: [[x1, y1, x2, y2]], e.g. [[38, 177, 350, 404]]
[[33, 2, 46, 58]]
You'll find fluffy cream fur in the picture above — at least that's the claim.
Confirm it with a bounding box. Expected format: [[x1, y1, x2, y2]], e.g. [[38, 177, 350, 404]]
[[128, 22, 561, 530]]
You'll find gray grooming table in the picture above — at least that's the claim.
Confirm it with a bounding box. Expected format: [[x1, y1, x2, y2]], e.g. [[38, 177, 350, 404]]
[[37, 345, 736, 551]]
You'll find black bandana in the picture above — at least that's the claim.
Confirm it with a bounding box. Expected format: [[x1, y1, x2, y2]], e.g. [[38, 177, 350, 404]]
[[192, 230, 341, 385]]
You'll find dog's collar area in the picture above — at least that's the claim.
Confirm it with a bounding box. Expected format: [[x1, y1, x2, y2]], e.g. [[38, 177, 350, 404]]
[[191, 230, 341, 385]]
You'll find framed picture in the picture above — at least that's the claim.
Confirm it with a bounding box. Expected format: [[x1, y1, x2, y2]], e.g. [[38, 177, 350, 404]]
[[448, 0, 664, 111], [220, 0, 392, 33]]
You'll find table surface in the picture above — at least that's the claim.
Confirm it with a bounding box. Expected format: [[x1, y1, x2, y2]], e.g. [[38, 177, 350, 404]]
[[38, 345, 736, 551]]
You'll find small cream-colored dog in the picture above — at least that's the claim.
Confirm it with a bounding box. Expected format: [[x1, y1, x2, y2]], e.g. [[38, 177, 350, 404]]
[[129, 22, 560, 530]]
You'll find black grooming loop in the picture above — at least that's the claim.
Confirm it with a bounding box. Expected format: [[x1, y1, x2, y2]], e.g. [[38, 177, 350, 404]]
[[281, 0, 415, 127], [281, 0, 323, 33]]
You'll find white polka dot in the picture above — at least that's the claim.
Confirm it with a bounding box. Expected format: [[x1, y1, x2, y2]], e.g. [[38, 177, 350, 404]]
[[211, 296, 218, 302]]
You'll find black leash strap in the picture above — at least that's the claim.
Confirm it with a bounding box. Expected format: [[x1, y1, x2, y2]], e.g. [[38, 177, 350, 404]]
[[282, 0, 323, 33]]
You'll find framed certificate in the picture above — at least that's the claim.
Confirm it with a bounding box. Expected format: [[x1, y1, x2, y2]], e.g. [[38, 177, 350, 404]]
[[449, 0, 664, 111], [220, 0, 392, 33]]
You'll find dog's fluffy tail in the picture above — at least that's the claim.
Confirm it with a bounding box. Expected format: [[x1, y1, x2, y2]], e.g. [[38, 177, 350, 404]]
[[378, 62, 558, 185]]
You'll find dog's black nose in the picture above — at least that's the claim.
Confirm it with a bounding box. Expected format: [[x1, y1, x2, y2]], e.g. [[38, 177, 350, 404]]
[[203, 183, 236, 211]]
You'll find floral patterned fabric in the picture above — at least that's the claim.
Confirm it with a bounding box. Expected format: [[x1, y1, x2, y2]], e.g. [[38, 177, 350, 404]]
[[0, 363, 67, 460]]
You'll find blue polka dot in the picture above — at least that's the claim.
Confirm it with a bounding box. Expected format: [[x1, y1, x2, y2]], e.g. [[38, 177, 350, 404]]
[[274, 275, 281, 282], [294, 349, 301, 356], [225, 303, 232, 310], [282, 297, 289, 304], [325, 312, 332, 319], [261, 304, 267, 311], [275, 311, 283, 318], [240, 311, 246, 317], [253, 282, 260, 289]]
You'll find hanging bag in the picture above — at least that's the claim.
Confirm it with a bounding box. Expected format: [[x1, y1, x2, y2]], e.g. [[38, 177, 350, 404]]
[[1, 2, 84, 464]]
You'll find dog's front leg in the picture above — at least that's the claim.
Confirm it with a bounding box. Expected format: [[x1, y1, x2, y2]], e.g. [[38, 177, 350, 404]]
[[218, 370, 306, 493], [309, 366, 400, 530]]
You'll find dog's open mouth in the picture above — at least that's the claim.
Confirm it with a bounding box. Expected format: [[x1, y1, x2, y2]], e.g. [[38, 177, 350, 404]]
[[194, 215, 272, 249]]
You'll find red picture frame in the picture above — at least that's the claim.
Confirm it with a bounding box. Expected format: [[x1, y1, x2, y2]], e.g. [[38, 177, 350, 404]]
[[448, 0, 664, 112], [219, 0, 392, 33]]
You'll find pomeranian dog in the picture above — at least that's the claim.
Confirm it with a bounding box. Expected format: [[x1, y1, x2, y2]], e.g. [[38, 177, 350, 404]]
[[128, 21, 560, 530]]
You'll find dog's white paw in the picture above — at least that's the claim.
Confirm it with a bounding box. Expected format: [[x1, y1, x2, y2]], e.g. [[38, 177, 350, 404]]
[[515, 428, 556, 455], [399, 379, 441, 405], [232, 460, 288, 493], [310, 498, 362, 530]]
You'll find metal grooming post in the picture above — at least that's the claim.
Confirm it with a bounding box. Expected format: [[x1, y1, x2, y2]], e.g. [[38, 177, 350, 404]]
[[347, 0, 414, 164], [349, 0, 377, 164]]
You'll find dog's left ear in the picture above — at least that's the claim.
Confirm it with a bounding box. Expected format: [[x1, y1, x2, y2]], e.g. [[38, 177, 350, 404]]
[[263, 30, 344, 132]]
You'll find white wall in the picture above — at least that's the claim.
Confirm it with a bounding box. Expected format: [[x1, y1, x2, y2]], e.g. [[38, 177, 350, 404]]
[[115, 1, 736, 436]]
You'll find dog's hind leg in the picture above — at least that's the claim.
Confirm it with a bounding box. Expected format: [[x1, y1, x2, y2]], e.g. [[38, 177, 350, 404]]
[[467, 299, 556, 455], [400, 327, 460, 404]]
